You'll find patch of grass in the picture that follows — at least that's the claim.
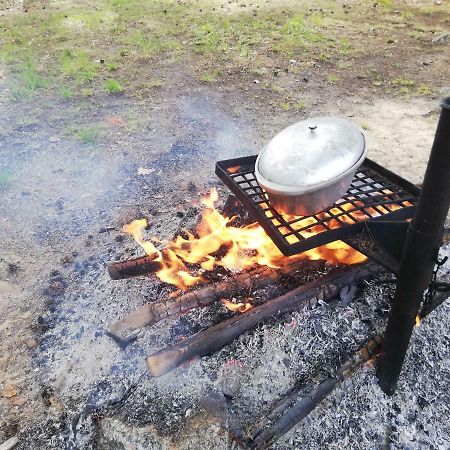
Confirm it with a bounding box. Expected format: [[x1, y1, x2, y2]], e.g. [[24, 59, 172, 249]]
[[399, 86, 410, 95], [127, 30, 180, 56], [416, 84, 431, 96], [22, 60, 48, 91], [327, 74, 338, 83], [280, 102, 291, 111], [295, 100, 305, 111], [275, 14, 324, 54], [60, 87, 74, 98], [201, 73, 216, 83], [393, 78, 415, 87], [8, 60, 48, 101], [339, 37, 352, 56], [106, 62, 118, 71], [104, 79, 123, 93], [272, 85, 284, 94], [361, 123, 370, 130], [60, 49, 97, 84], [76, 127, 100, 144]]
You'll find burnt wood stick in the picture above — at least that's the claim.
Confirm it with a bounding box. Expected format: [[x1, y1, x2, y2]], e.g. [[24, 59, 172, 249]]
[[251, 335, 384, 449], [146, 263, 380, 378], [108, 195, 251, 281], [250, 286, 450, 449], [109, 259, 324, 336], [108, 253, 161, 280]]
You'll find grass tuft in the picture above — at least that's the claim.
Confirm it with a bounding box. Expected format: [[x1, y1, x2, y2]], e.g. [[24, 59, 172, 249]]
[[76, 127, 100, 144], [104, 79, 123, 93]]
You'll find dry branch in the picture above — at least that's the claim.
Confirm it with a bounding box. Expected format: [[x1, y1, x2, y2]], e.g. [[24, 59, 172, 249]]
[[109, 259, 324, 336], [146, 263, 381, 378], [108, 253, 160, 280]]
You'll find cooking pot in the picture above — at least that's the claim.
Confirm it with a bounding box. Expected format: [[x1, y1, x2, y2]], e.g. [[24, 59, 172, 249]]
[[255, 117, 366, 216]]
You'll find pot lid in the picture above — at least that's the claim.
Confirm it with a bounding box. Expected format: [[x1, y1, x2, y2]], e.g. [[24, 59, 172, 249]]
[[256, 117, 365, 189]]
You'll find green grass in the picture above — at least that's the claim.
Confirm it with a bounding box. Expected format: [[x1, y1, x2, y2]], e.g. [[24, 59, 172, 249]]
[[106, 62, 118, 71], [60, 49, 97, 84], [0, 0, 447, 100], [416, 84, 431, 95], [392, 78, 415, 86], [76, 127, 100, 144], [60, 87, 74, 98], [295, 100, 305, 111], [104, 79, 123, 93], [327, 74, 338, 83], [201, 73, 216, 83]]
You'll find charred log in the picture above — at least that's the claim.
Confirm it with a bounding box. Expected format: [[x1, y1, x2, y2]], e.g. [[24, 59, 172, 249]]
[[146, 263, 381, 378], [250, 336, 383, 449], [108, 253, 161, 280], [249, 285, 450, 449], [109, 259, 324, 337]]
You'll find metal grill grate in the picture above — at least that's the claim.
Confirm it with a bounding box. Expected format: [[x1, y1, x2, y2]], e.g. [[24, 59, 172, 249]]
[[215, 155, 420, 256]]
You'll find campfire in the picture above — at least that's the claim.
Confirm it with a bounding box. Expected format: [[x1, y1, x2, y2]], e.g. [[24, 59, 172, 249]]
[[106, 99, 450, 449], [117, 187, 366, 291]]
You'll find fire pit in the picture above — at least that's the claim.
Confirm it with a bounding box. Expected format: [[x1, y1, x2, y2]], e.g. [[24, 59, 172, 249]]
[[106, 98, 450, 448]]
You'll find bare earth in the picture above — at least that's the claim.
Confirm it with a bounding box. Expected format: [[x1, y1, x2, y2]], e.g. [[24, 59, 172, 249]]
[[0, 0, 450, 449]]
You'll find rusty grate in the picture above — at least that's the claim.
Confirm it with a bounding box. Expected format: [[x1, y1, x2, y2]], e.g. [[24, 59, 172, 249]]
[[215, 155, 420, 256]]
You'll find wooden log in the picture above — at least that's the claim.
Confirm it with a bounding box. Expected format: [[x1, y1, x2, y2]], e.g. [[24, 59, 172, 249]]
[[109, 259, 324, 336], [250, 283, 450, 449], [108, 194, 252, 281], [146, 263, 381, 378], [108, 253, 161, 280]]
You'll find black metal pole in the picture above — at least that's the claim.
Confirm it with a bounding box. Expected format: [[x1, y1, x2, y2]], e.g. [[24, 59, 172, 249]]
[[376, 97, 450, 395]]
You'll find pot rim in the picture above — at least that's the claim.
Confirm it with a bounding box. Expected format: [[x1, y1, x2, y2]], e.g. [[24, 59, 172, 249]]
[[255, 144, 367, 196]]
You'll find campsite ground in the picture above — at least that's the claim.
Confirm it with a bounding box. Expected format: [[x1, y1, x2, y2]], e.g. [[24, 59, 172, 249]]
[[0, 1, 449, 448]]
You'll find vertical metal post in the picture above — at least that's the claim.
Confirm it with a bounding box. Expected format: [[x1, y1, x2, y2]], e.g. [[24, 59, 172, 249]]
[[377, 97, 450, 395]]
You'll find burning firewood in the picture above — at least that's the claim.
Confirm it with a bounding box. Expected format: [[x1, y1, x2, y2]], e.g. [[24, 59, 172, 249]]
[[108, 259, 324, 338], [146, 263, 382, 378]]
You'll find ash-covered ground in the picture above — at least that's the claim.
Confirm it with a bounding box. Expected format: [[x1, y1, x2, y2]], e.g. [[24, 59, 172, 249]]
[[1, 86, 449, 450]]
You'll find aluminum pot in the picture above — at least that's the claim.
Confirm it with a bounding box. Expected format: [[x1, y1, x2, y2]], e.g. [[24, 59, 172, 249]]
[[255, 117, 366, 216]]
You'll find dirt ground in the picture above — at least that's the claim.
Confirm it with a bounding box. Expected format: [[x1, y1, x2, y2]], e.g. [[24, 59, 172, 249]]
[[1, 0, 450, 449]]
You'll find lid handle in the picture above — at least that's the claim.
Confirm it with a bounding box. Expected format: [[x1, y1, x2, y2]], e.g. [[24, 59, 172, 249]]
[[309, 125, 317, 132]]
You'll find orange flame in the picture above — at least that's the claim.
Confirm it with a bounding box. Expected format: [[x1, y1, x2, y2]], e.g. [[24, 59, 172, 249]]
[[122, 188, 372, 290], [221, 298, 253, 313]]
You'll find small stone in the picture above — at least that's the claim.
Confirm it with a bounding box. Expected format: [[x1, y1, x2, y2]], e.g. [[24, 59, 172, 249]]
[[253, 79, 260, 84], [432, 32, 449, 45], [26, 338, 38, 349], [10, 396, 27, 407], [49, 136, 59, 142], [2, 385, 17, 398]]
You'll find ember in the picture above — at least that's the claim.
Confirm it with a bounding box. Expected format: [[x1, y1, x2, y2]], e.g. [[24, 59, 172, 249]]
[[123, 188, 366, 290], [221, 298, 253, 313]]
